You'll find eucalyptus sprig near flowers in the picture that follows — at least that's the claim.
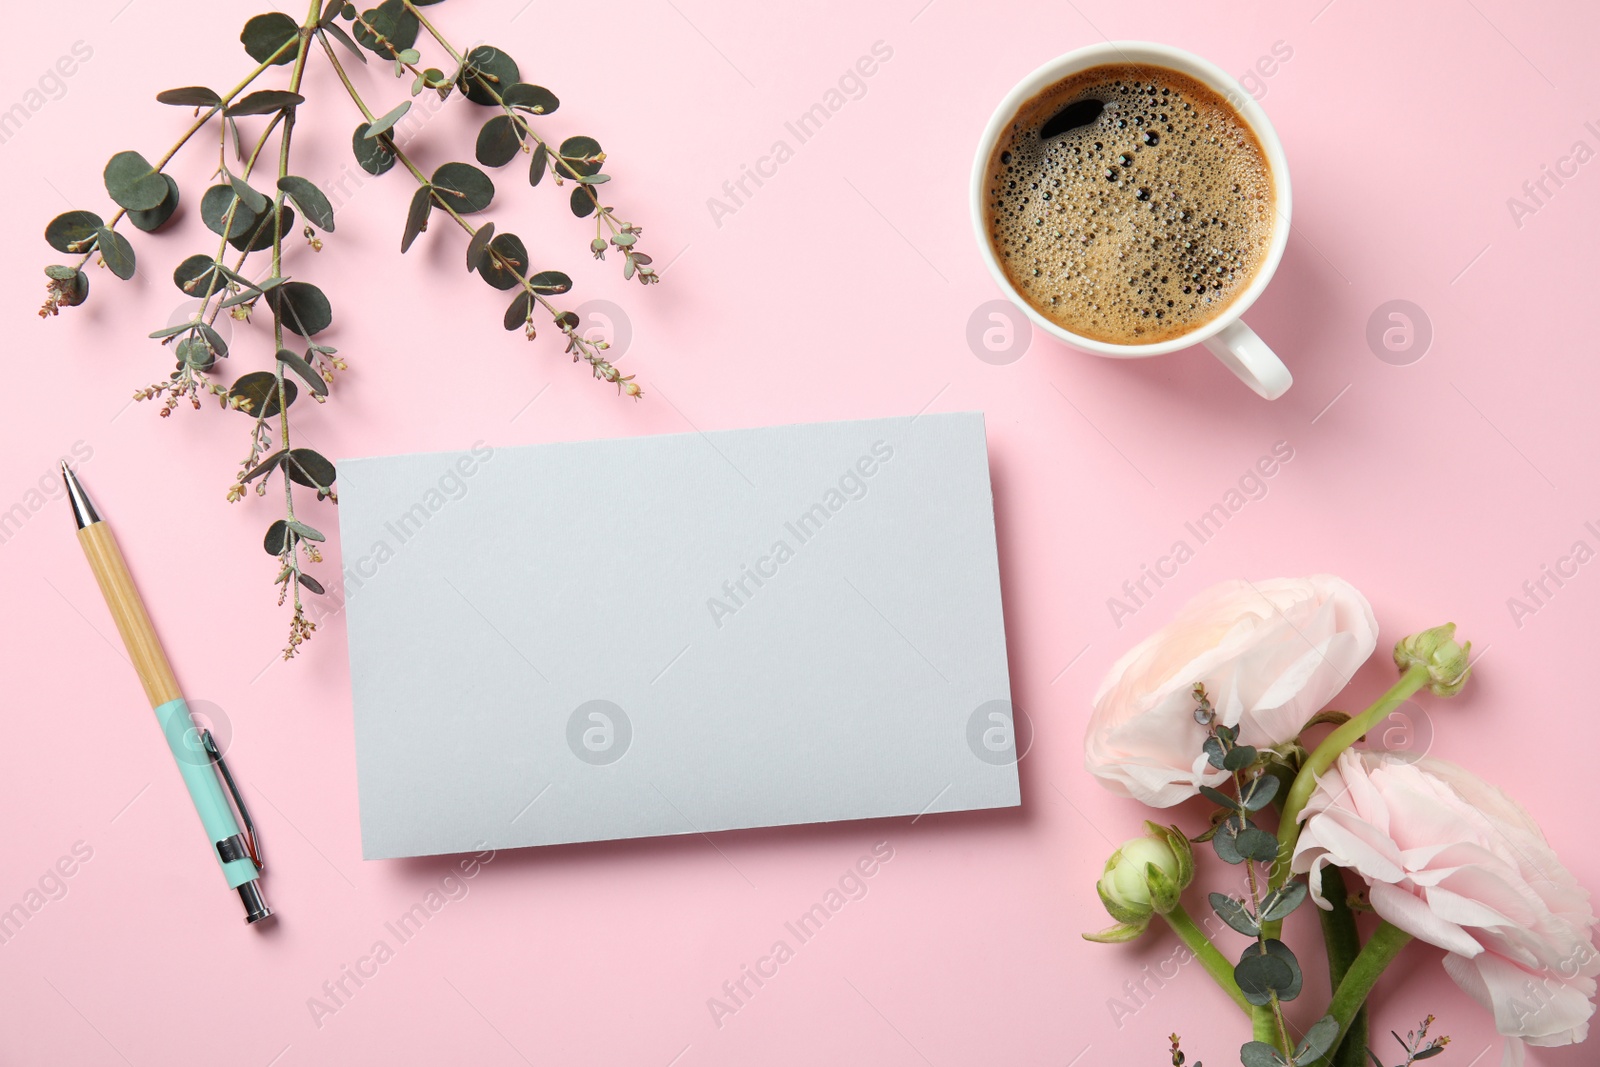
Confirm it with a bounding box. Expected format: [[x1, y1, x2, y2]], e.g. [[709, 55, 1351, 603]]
[[1083, 578, 1598, 1067], [40, 0, 658, 658]]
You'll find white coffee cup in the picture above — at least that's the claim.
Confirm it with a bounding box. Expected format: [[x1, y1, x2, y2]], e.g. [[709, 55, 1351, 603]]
[[970, 41, 1294, 400]]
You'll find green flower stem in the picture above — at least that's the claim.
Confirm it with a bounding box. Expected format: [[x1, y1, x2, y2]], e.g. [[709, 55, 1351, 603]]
[[1262, 663, 1430, 940], [1253, 1003, 1280, 1046], [1316, 865, 1369, 1067], [1311, 921, 1413, 1067], [1161, 904, 1252, 1016]]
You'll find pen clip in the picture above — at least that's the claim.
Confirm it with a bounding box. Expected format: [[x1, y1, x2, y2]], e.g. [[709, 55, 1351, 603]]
[[201, 729, 264, 872]]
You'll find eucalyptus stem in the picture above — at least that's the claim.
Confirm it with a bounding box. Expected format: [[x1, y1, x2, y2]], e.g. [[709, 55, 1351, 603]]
[[1161, 903, 1252, 1015], [1310, 922, 1413, 1067], [400, 0, 461, 64], [1234, 754, 1294, 1056], [260, 0, 322, 657]]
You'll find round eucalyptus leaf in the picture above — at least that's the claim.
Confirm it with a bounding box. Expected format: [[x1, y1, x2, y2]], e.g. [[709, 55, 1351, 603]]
[[1262, 939, 1303, 1001], [1212, 814, 1250, 865], [352, 122, 397, 175], [558, 135, 602, 177], [230, 371, 297, 417], [298, 572, 326, 595], [503, 83, 559, 115], [569, 185, 595, 218], [1208, 892, 1259, 937], [53, 268, 90, 307], [104, 151, 169, 211], [1234, 949, 1296, 1007], [226, 89, 304, 116], [264, 518, 290, 555], [457, 45, 520, 106], [503, 290, 532, 330], [474, 115, 523, 169], [156, 86, 222, 108], [201, 184, 258, 239], [242, 450, 282, 484], [176, 335, 215, 370], [286, 448, 337, 488], [559, 135, 601, 160], [1240, 774, 1280, 812], [353, 0, 418, 53], [45, 210, 103, 253], [278, 176, 335, 231], [266, 280, 333, 336], [197, 322, 229, 359], [431, 162, 494, 213], [173, 254, 221, 295], [127, 175, 180, 233], [276, 348, 328, 396], [478, 233, 526, 290], [1232, 825, 1279, 863], [401, 185, 432, 253], [1239, 1043, 1288, 1067], [465, 221, 495, 274], [319, 19, 367, 63], [528, 142, 548, 186], [229, 174, 270, 216], [241, 12, 299, 65], [228, 203, 295, 253], [97, 227, 137, 280], [527, 270, 571, 295], [363, 100, 411, 139], [350, 5, 396, 51], [1259, 881, 1309, 923]]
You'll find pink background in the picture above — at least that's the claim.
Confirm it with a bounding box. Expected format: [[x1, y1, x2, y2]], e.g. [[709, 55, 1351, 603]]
[[3, 0, 1598, 1064]]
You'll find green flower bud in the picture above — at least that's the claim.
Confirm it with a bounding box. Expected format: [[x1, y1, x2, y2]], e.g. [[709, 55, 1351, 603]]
[[1083, 823, 1195, 943], [1394, 623, 1472, 697]]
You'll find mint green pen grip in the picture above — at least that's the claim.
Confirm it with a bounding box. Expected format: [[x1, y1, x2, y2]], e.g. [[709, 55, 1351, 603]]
[[155, 698, 259, 890]]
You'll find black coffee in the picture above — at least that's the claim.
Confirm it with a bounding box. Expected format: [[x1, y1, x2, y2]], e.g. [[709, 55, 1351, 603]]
[[983, 64, 1274, 345]]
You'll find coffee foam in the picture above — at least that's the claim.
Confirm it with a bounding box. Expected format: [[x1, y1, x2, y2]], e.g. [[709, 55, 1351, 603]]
[[984, 64, 1274, 345]]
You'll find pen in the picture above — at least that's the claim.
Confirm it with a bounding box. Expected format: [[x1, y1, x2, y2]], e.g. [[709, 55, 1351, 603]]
[[61, 462, 272, 925]]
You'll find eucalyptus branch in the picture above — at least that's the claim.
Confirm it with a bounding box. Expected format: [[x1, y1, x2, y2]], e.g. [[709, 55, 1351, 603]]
[[259, 0, 326, 658], [50, 34, 301, 286], [399, 0, 659, 283], [42, 0, 661, 658], [1190, 684, 1342, 1066], [317, 32, 641, 395]]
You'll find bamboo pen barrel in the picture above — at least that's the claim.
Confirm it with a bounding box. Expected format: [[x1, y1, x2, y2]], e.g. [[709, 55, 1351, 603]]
[[76, 523, 182, 708]]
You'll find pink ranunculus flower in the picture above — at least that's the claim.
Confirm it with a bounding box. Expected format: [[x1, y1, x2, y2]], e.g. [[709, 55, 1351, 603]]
[[1084, 576, 1379, 807], [1294, 751, 1599, 1056]]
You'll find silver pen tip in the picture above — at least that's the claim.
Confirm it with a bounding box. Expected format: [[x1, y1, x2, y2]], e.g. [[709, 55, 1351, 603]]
[[61, 462, 100, 529]]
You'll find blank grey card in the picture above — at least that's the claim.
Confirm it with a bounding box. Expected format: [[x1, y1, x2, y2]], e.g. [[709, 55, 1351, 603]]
[[339, 412, 1018, 859]]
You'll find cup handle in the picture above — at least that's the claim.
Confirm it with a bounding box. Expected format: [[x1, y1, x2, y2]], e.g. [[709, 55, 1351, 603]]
[[1202, 320, 1292, 400]]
